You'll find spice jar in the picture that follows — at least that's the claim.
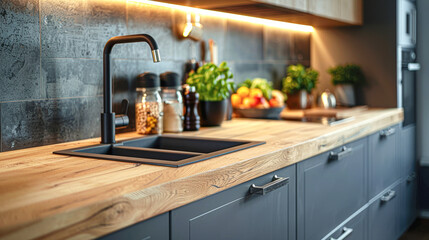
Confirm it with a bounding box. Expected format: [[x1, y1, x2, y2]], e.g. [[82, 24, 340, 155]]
[[160, 72, 183, 133], [135, 72, 163, 135]]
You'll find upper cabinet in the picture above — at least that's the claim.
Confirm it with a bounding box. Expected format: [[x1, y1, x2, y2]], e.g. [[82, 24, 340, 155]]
[[156, 0, 362, 27]]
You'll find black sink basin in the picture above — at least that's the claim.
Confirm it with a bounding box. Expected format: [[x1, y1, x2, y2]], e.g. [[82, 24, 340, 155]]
[[54, 135, 264, 167]]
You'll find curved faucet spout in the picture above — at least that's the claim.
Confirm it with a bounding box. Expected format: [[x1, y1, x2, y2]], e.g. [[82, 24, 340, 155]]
[[101, 34, 161, 144]]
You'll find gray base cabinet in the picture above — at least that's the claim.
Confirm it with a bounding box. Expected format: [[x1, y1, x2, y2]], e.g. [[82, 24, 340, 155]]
[[171, 165, 296, 240], [399, 173, 418, 235], [297, 138, 367, 240], [369, 184, 401, 240], [97, 123, 417, 240], [98, 212, 169, 240], [369, 125, 400, 199], [400, 125, 416, 177]]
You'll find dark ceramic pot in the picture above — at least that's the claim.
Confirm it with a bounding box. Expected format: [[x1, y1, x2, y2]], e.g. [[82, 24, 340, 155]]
[[199, 99, 227, 126], [286, 90, 312, 109]]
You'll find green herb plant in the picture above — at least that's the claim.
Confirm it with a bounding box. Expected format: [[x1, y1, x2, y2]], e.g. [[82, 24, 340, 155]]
[[282, 64, 319, 94], [328, 64, 365, 86], [187, 62, 235, 101], [239, 78, 273, 100]]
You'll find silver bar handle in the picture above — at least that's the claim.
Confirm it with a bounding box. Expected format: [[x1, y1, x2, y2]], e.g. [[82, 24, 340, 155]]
[[408, 63, 421, 71], [407, 172, 417, 183], [330, 227, 353, 240], [381, 190, 396, 202], [380, 128, 396, 137], [249, 175, 289, 195], [412, 9, 417, 45], [329, 146, 352, 161]]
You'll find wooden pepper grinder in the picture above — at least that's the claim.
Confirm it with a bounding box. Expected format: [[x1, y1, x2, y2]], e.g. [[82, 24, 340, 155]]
[[184, 86, 200, 131]]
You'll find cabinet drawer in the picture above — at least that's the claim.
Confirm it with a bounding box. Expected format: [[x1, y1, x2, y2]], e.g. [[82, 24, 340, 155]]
[[399, 172, 418, 235], [171, 165, 296, 240], [98, 212, 169, 240], [369, 184, 400, 240], [297, 138, 367, 240], [369, 125, 400, 198], [323, 208, 367, 240], [399, 125, 416, 178]]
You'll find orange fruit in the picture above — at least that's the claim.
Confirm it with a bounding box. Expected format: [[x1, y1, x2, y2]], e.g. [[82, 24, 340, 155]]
[[237, 86, 250, 98], [231, 94, 242, 108], [249, 88, 263, 98], [242, 97, 252, 108]]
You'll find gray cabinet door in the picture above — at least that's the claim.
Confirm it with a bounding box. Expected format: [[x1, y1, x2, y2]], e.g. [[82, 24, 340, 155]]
[[323, 208, 368, 240], [399, 172, 418, 235], [171, 165, 296, 240], [98, 212, 169, 240], [400, 125, 416, 178], [369, 125, 400, 198], [297, 138, 368, 240], [368, 184, 400, 240]]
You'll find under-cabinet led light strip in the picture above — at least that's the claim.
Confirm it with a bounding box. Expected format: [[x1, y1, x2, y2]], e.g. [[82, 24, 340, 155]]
[[129, 0, 314, 32]]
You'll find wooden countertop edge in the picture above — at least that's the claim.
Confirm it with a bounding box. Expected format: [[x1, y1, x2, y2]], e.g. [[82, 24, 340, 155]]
[[0, 109, 403, 240]]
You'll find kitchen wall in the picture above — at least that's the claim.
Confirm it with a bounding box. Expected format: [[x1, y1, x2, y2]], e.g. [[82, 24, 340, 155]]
[[0, 0, 310, 152], [311, 0, 397, 107]]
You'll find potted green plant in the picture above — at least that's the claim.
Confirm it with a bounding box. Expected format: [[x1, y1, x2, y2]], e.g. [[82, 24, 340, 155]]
[[187, 61, 235, 126], [328, 64, 365, 107], [282, 64, 319, 109]]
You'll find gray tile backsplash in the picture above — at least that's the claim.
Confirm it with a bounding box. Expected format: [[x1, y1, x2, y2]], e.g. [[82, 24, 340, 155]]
[[0, 0, 310, 152]]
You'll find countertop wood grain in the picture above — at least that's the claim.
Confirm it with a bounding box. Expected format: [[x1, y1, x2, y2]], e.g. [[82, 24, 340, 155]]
[[0, 108, 403, 240]]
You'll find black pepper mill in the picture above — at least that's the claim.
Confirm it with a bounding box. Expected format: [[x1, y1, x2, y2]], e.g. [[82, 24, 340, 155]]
[[184, 86, 200, 131]]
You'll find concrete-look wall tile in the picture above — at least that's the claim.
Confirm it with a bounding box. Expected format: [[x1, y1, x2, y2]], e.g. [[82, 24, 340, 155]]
[[0, 104, 2, 152], [263, 27, 311, 62], [1, 97, 101, 152], [224, 20, 263, 61], [200, 15, 227, 62], [86, 0, 127, 59], [0, 0, 41, 102], [230, 62, 271, 85], [40, 0, 87, 58], [126, 2, 175, 61], [41, 58, 103, 98]]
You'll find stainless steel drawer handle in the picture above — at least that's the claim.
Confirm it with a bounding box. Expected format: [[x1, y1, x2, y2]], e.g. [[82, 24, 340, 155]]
[[380, 128, 396, 137], [329, 146, 353, 161], [380, 190, 396, 202], [249, 175, 289, 195], [407, 172, 417, 183], [330, 227, 353, 240]]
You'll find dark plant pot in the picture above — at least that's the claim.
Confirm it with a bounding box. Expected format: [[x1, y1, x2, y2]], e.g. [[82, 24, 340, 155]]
[[199, 99, 227, 126], [286, 90, 312, 109]]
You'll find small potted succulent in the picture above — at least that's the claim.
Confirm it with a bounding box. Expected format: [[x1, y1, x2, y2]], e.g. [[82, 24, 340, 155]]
[[328, 64, 365, 107], [282, 64, 319, 109], [187, 61, 235, 126]]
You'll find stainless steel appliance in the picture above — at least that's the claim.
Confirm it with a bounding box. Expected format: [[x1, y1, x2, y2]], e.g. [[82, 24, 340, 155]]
[[398, 47, 420, 126], [397, 0, 420, 127]]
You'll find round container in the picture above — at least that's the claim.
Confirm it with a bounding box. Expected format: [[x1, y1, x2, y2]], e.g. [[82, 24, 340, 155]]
[[160, 72, 183, 133], [135, 72, 163, 135]]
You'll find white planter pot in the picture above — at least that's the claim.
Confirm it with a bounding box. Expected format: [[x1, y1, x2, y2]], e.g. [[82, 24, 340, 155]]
[[335, 84, 355, 107]]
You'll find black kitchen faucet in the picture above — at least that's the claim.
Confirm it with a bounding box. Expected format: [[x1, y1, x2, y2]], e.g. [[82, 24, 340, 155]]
[[101, 34, 161, 144]]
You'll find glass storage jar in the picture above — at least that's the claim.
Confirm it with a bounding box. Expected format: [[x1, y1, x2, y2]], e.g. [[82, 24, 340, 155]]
[[135, 72, 163, 135], [160, 72, 183, 133]]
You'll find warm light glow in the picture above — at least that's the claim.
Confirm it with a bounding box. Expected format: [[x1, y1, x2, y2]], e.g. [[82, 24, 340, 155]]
[[182, 23, 193, 37], [130, 0, 314, 33]]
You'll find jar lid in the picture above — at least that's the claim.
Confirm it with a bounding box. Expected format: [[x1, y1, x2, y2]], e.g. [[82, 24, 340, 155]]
[[160, 72, 181, 88], [136, 72, 160, 88]]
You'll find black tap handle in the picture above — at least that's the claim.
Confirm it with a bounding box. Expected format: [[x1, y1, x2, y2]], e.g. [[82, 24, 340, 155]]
[[115, 99, 129, 128], [121, 99, 129, 115]]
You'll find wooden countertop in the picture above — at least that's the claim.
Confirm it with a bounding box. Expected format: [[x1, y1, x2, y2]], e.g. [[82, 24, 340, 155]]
[[0, 108, 403, 240]]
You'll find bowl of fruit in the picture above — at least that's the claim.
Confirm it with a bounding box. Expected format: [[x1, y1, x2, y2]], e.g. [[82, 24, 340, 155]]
[[231, 78, 285, 119]]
